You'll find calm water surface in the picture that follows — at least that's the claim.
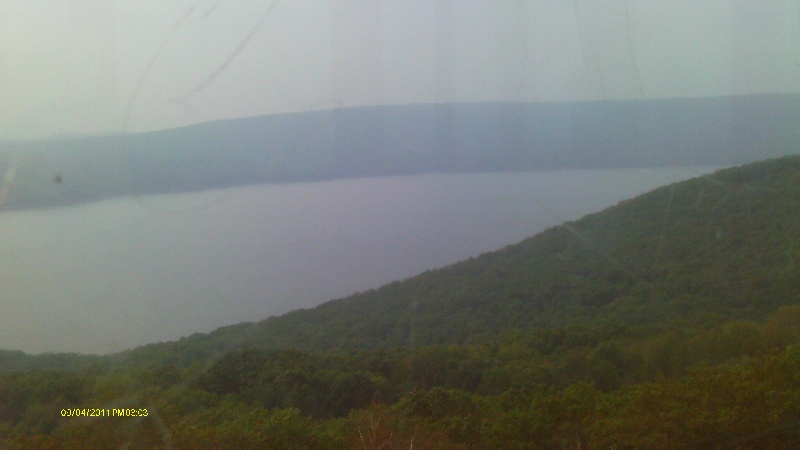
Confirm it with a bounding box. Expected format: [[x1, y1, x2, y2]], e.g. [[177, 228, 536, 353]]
[[0, 167, 718, 354]]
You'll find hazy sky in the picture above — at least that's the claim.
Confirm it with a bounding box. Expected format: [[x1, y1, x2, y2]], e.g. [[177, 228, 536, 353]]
[[1, 0, 799, 140]]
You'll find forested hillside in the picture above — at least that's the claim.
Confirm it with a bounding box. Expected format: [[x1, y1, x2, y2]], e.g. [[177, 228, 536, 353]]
[[1, 156, 799, 448], [114, 155, 800, 364]]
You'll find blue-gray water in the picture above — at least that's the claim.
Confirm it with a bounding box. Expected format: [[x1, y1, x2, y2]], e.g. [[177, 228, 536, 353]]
[[0, 167, 718, 354]]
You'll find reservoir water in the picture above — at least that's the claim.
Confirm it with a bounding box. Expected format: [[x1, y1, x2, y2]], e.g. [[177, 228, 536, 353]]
[[0, 166, 718, 354]]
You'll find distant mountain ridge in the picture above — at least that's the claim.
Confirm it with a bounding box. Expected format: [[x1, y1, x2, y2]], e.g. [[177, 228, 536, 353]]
[[0, 94, 798, 210]]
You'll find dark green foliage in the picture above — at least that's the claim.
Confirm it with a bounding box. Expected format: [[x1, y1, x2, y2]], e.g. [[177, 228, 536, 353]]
[[0, 371, 92, 425], [2, 307, 800, 448], [591, 346, 800, 448], [168, 405, 325, 450], [191, 348, 385, 418]]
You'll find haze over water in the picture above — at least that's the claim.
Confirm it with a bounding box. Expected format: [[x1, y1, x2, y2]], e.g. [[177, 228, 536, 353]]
[[0, 166, 719, 355]]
